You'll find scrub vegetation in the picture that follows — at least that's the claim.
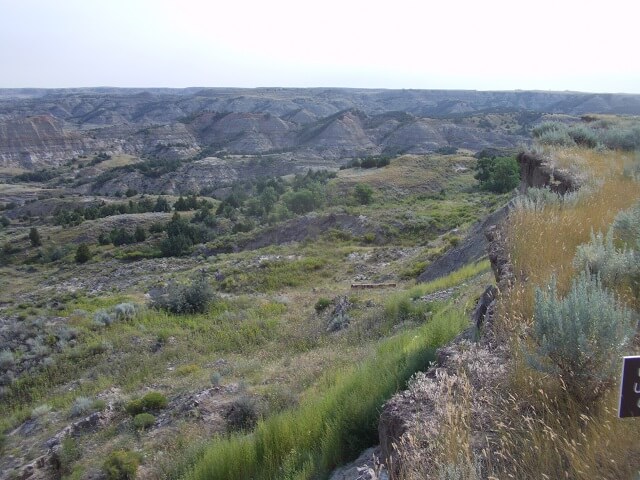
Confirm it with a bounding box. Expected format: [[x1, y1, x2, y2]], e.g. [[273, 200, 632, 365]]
[[0, 150, 497, 478]]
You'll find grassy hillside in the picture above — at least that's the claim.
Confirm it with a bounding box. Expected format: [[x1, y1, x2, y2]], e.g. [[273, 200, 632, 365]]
[[0, 151, 499, 479]]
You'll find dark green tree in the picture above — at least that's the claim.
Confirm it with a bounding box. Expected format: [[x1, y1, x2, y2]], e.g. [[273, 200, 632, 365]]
[[354, 183, 374, 205], [134, 225, 146, 243], [153, 196, 171, 212], [474, 156, 519, 193], [29, 227, 41, 247], [75, 243, 92, 263]]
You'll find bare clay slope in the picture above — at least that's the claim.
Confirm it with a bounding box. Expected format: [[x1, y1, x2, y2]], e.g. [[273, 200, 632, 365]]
[[3, 88, 640, 168]]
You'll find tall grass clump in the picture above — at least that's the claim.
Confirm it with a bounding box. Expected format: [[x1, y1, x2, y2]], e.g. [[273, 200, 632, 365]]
[[409, 260, 490, 299], [528, 272, 635, 403], [182, 307, 468, 480]]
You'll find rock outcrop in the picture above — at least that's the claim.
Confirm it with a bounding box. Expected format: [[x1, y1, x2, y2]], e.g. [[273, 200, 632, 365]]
[[0, 115, 89, 168], [417, 203, 510, 283], [379, 209, 514, 478], [517, 151, 581, 194]]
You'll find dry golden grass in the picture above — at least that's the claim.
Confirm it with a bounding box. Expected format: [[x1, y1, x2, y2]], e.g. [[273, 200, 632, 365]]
[[490, 147, 640, 479], [491, 366, 640, 480], [336, 154, 476, 193], [499, 149, 640, 335], [397, 370, 480, 480]]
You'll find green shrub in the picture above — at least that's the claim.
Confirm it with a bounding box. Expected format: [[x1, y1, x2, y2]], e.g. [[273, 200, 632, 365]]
[[400, 261, 428, 280], [114, 303, 137, 321], [573, 229, 638, 287], [75, 243, 92, 263], [599, 127, 640, 151], [568, 125, 598, 148], [211, 371, 222, 386], [125, 391, 168, 415], [98, 232, 111, 245], [149, 221, 166, 234], [537, 129, 576, 147], [225, 395, 260, 432], [133, 413, 155, 430], [529, 272, 635, 403], [613, 201, 640, 246], [0, 349, 15, 369], [69, 396, 94, 418], [474, 156, 519, 193], [354, 183, 374, 205], [58, 437, 81, 476], [314, 297, 331, 312], [93, 310, 114, 327], [29, 227, 41, 247], [152, 273, 214, 314], [362, 232, 376, 244], [532, 121, 566, 138], [134, 226, 146, 242], [41, 244, 69, 263], [103, 450, 140, 480]]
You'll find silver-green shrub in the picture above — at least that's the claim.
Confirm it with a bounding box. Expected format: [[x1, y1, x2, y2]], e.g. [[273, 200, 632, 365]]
[[532, 121, 566, 138], [69, 396, 94, 418], [0, 349, 15, 369], [529, 272, 635, 403], [114, 302, 137, 321], [567, 125, 599, 148], [613, 201, 640, 247], [513, 187, 562, 212], [537, 129, 576, 147], [573, 229, 638, 286], [152, 274, 214, 314], [93, 310, 114, 327], [514, 186, 586, 212], [599, 126, 640, 151]]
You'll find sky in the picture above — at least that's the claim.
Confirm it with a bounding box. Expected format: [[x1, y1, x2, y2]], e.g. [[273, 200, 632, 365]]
[[1, 0, 639, 93]]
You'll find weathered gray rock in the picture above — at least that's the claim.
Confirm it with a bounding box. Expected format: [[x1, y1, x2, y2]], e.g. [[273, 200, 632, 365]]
[[517, 151, 581, 194], [329, 447, 389, 480]]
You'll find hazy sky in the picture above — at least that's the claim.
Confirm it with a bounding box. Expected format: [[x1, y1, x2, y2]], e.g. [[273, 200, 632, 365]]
[[1, 0, 639, 92]]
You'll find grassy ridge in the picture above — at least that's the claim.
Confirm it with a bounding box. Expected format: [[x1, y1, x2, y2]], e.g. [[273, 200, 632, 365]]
[[183, 307, 468, 480], [493, 147, 640, 478]]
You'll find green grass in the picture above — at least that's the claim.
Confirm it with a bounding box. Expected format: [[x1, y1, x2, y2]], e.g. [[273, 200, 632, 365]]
[[221, 257, 331, 292], [408, 259, 490, 298], [182, 305, 467, 480]]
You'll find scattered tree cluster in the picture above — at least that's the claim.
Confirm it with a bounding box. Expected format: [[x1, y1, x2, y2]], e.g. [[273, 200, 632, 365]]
[[474, 155, 519, 193]]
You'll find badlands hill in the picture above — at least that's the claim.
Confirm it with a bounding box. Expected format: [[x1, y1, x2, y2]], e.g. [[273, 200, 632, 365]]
[[2, 88, 640, 168]]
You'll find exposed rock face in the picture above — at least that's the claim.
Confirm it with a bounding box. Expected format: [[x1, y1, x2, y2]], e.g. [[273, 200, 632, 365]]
[[378, 341, 507, 479], [3, 88, 640, 169], [417, 203, 510, 283], [0, 115, 89, 168], [380, 205, 514, 478], [89, 155, 308, 196], [517, 151, 581, 194]]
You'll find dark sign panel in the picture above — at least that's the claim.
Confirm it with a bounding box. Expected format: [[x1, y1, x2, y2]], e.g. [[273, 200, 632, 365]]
[[619, 356, 640, 418]]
